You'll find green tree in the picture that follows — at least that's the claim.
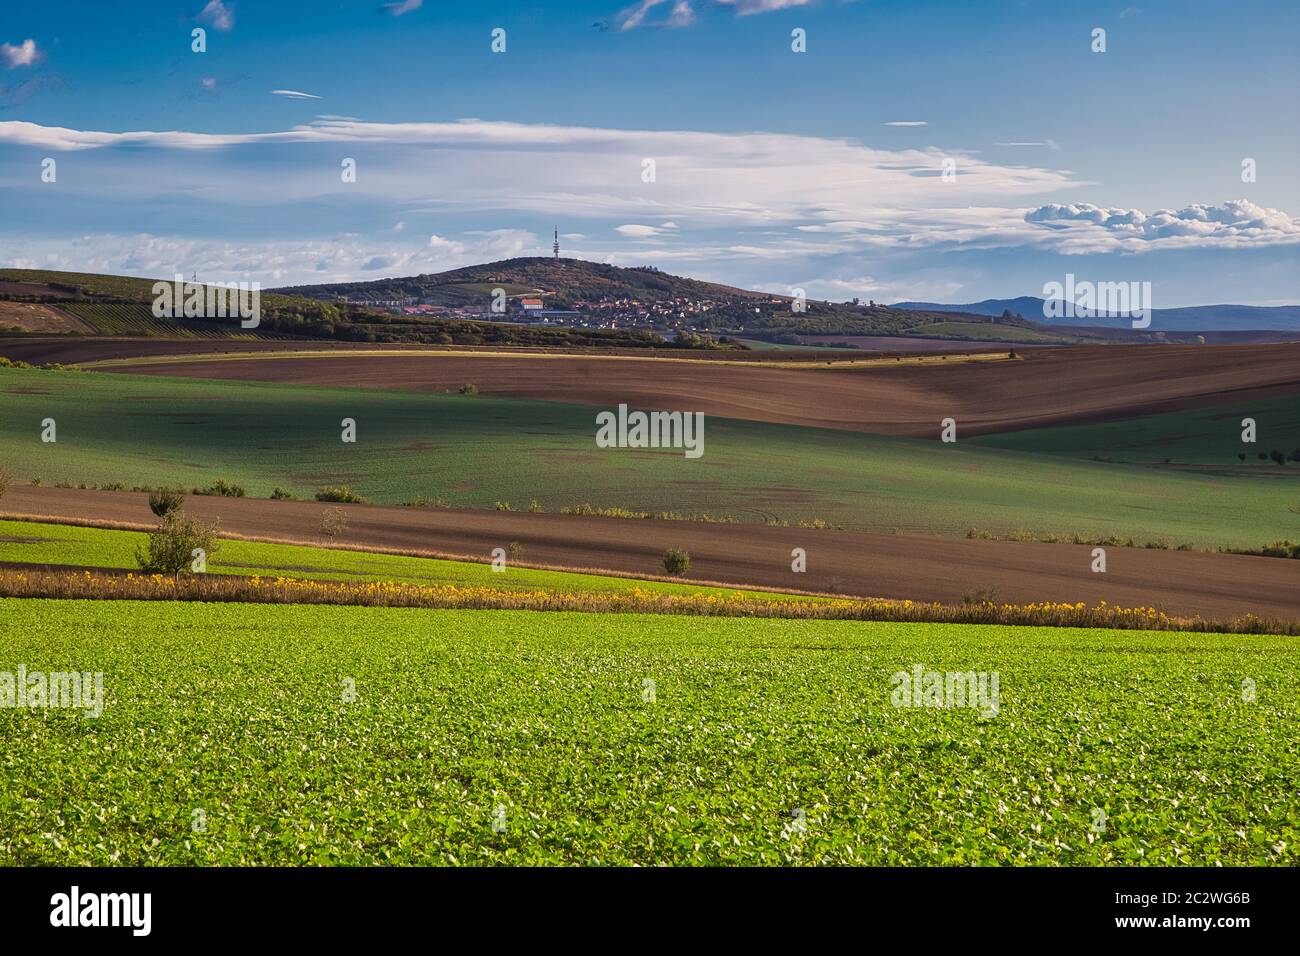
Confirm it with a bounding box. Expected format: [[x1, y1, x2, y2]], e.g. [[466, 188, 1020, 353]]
[[135, 511, 221, 576]]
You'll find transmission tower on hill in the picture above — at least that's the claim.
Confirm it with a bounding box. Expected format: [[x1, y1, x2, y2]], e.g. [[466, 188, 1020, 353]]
[[553, 227, 560, 260]]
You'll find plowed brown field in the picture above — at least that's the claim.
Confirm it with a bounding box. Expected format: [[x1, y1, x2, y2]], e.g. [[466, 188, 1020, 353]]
[[6, 338, 1295, 436]]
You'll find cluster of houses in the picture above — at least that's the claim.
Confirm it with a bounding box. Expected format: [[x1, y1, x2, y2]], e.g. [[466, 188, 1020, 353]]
[[335, 289, 789, 335]]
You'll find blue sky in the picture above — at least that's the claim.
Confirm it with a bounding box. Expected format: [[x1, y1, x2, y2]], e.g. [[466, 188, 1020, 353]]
[[1, 0, 1297, 304]]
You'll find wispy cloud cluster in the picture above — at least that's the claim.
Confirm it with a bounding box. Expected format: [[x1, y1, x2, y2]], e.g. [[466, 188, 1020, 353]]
[[616, 0, 806, 30], [716, 0, 811, 13], [379, 0, 423, 16], [617, 0, 696, 30], [0, 229, 540, 288]]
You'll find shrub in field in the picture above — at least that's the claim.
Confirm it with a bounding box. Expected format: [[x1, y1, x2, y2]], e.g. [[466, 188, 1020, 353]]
[[320, 507, 348, 541], [507, 541, 523, 560], [404, 495, 448, 508], [148, 488, 185, 518], [560, 503, 739, 523], [662, 548, 691, 576], [528, 499, 544, 513], [316, 485, 363, 503], [197, 478, 245, 497], [459, 383, 479, 395], [1270, 449, 1287, 466], [1255, 539, 1300, 559], [495, 500, 512, 511], [134, 511, 220, 575], [962, 587, 1000, 606], [270, 487, 296, 500], [0, 465, 10, 499]]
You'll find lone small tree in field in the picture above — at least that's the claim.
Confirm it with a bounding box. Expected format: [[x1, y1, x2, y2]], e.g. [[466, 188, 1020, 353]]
[[0, 465, 10, 499], [148, 487, 185, 518], [135, 511, 220, 576], [662, 548, 691, 576], [320, 507, 348, 542]]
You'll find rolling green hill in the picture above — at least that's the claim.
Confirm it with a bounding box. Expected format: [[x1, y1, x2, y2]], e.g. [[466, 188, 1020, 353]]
[[3, 263, 1097, 344], [0, 268, 701, 349], [275, 257, 770, 305]]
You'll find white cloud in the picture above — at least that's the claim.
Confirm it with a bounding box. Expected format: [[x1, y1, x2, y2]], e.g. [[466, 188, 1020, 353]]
[[380, 0, 423, 16], [616, 223, 678, 237], [1024, 199, 1300, 252], [0, 39, 42, 69], [196, 1, 234, 32], [884, 121, 927, 127], [271, 89, 321, 100]]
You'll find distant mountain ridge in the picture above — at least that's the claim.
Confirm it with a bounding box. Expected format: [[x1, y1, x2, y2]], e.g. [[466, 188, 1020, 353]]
[[892, 298, 1300, 331]]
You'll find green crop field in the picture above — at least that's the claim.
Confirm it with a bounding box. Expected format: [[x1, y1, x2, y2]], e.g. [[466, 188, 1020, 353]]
[[0, 599, 1295, 865], [0, 519, 803, 601], [973, 395, 1300, 469], [1, 366, 1297, 547], [60, 303, 273, 340]]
